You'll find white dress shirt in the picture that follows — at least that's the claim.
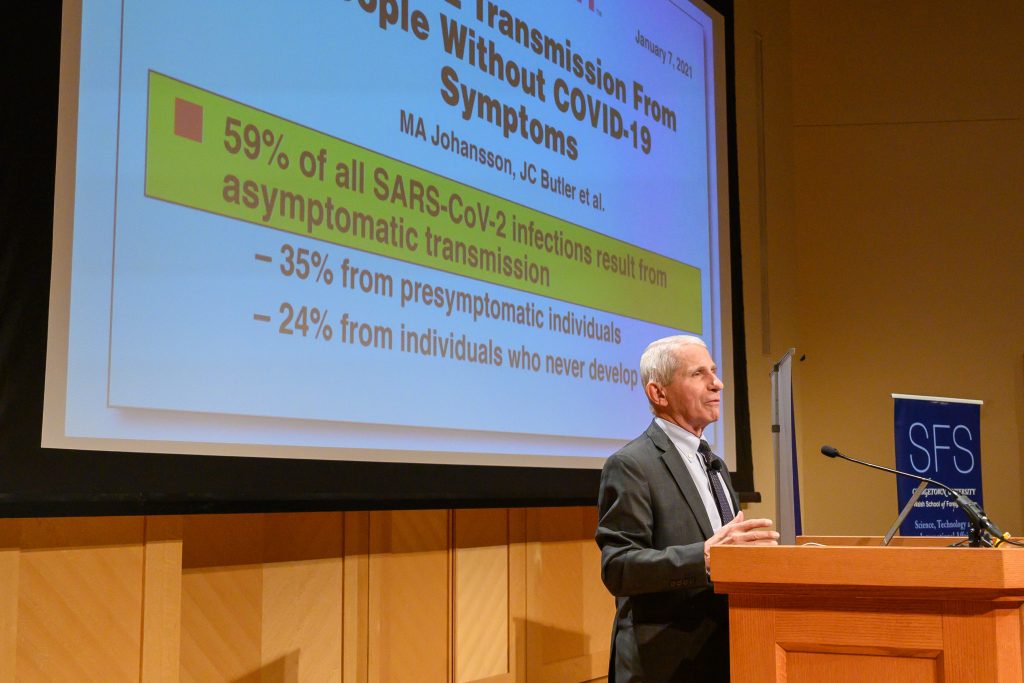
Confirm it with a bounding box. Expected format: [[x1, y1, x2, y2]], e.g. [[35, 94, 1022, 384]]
[[654, 417, 735, 532]]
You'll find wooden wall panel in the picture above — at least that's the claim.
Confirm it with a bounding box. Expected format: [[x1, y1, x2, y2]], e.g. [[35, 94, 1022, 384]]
[[141, 515, 184, 683], [454, 508, 511, 683], [368, 510, 451, 683], [17, 516, 145, 682], [343, 512, 370, 683], [180, 514, 264, 683], [577, 507, 612, 665], [0, 519, 21, 683], [508, 510, 527, 683], [261, 513, 344, 683], [525, 508, 613, 683], [0, 508, 611, 683]]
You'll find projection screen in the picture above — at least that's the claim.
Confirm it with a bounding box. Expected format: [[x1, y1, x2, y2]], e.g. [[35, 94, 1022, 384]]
[[44, 0, 735, 470]]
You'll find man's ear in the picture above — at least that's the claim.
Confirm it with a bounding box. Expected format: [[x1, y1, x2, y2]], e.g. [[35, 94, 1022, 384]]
[[645, 381, 667, 408]]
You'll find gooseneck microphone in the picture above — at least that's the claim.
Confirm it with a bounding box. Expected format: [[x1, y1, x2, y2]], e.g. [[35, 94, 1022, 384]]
[[820, 445, 1009, 547]]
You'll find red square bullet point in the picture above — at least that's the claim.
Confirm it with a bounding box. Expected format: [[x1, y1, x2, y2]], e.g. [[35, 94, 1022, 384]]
[[174, 98, 203, 142]]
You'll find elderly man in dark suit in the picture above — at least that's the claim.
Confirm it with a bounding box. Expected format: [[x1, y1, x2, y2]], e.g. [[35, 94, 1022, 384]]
[[597, 335, 779, 682]]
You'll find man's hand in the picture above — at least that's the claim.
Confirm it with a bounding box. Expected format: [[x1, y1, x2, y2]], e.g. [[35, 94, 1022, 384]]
[[703, 511, 779, 571]]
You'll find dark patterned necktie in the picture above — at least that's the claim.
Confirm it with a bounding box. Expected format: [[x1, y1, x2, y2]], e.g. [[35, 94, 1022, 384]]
[[698, 439, 735, 524]]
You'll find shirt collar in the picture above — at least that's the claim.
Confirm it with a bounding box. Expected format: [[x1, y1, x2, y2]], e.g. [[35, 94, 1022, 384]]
[[654, 417, 702, 457]]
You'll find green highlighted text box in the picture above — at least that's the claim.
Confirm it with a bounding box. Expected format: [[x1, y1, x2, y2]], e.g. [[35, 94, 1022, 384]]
[[145, 71, 702, 331]]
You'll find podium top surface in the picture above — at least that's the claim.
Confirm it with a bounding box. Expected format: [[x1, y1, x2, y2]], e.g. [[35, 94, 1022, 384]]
[[711, 544, 1024, 600]]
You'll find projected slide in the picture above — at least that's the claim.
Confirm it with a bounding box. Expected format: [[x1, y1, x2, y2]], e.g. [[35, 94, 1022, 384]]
[[48, 0, 726, 464]]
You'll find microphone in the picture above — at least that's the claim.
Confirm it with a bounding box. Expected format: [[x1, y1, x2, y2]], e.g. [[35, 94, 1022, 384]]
[[820, 445, 842, 459], [820, 444, 1009, 547], [706, 457, 723, 473]]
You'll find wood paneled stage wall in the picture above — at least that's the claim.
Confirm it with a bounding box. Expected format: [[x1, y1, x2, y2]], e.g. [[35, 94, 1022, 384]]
[[0, 508, 612, 683]]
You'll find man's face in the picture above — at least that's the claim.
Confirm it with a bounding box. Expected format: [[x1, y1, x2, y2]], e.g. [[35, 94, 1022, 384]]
[[647, 344, 724, 436]]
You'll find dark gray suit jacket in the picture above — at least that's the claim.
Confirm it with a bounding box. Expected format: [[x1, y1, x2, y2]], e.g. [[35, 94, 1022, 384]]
[[596, 421, 740, 683]]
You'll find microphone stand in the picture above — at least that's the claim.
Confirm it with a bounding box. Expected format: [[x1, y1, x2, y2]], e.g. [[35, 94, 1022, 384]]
[[821, 445, 1007, 548]]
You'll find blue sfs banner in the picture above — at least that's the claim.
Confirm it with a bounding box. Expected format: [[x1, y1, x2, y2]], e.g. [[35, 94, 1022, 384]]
[[894, 396, 982, 537]]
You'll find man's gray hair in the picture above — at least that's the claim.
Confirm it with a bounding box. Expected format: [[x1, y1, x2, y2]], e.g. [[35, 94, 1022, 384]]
[[640, 335, 707, 388]]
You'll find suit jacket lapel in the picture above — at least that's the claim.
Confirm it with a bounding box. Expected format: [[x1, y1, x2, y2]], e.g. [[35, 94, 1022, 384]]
[[646, 421, 715, 539]]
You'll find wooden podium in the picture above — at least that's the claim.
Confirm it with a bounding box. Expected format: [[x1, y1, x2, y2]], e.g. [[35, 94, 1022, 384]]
[[711, 540, 1024, 682]]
